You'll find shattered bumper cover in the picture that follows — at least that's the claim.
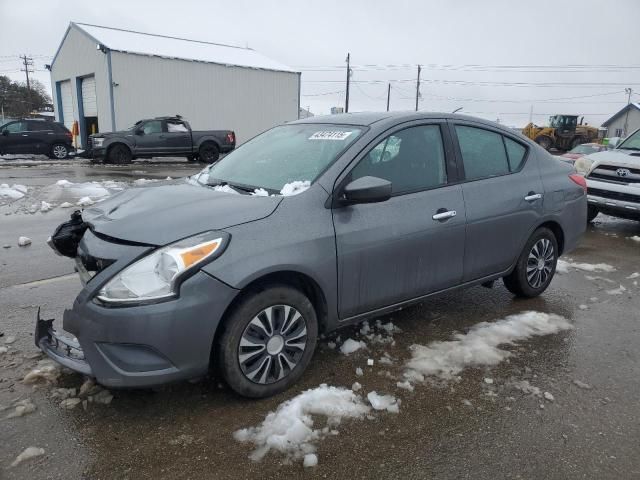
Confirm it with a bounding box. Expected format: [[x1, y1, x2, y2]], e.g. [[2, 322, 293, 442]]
[[35, 309, 92, 376]]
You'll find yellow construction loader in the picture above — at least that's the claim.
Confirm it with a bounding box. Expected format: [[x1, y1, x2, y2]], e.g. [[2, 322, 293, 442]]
[[522, 115, 600, 151]]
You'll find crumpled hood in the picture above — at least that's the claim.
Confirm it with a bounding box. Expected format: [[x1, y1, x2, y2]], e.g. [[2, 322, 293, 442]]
[[587, 150, 640, 169], [82, 182, 282, 245]]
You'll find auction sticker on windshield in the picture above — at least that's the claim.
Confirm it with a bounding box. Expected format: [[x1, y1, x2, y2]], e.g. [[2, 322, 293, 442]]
[[309, 131, 353, 141]]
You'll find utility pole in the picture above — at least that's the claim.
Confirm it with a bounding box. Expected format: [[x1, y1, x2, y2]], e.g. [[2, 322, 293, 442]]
[[345, 53, 351, 113], [386, 83, 391, 112], [529, 105, 533, 124], [415, 65, 421, 111], [623, 87, 633, 137], [20, 54, 34, 113]]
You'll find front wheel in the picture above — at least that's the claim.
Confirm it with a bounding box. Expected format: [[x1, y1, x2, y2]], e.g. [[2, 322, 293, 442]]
[[535, 136, 553, 151], [216, 285, 318, 398], [587, 205, 599, 223], [503, 227, 558, 298], [198, 143, 219, 164]]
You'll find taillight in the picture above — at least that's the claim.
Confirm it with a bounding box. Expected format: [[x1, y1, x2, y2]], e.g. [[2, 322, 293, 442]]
[[226, 132, 235, 144], [65, 132, 72, 140], [569, 173, 587, 192]]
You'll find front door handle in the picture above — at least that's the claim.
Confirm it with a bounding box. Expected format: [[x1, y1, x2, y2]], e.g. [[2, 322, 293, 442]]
[[432, 209, 457, 221], [524, 193, 543, 202]]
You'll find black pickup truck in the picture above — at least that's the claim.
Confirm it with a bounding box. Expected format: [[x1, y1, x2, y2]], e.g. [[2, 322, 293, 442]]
[[88, 116, 235, 164]]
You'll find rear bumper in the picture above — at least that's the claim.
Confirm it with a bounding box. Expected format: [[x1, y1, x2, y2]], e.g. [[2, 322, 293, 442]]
[[36, 271, 238, 388]]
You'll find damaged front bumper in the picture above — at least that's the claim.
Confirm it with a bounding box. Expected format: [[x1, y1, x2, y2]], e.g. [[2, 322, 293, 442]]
[[35, 309, 92, 376]]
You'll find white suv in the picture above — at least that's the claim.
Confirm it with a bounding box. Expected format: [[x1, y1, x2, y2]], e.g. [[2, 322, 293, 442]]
[[582, 128, 640, 223]]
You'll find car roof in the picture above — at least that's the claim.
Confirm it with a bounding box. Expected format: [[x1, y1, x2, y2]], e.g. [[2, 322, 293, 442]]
[[289, 111, 515, 131]]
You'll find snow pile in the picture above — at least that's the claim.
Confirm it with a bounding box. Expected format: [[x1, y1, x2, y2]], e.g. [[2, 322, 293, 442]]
[[133, 178, 160, 186], [77, 196, 94, 206], [10, 447, 45, 467], [251, 188, 270, 197], [280, 180, 310, 196], [55, 179, 112, 198], [367, 391, 400, 413], [404, 312, 572, 382], [629, 236, 640, 243], [556, 259, 615, 274], [606, 284, 626, 295], [0, 184, 27, 200], [5, 399, 37, 419], [17, 236, 31, 247], [303, 453, 318, 468], [22, 359, 61, 384], [627, 272, 640, 279], [340, 338, 367, 355], [40, 201, 53, 212], [59, 202, 73, 208], [213, 184, 239, 194], [233, 384, 370, 463]]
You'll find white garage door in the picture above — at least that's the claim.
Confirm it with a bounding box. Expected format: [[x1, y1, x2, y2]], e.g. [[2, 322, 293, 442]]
[[59, 80, 74, 130], [81, 76, 97, 117]]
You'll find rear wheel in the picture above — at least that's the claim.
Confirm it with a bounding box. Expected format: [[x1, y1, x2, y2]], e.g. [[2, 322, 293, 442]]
[[198, 143, 219, 164], [503, 227, 558, 297], [535, 136, 553, 151], [107, 144, 132, 164], [49, 143, 69, 159], [587, 205, 599, 223], [216, 285, 318, 398]]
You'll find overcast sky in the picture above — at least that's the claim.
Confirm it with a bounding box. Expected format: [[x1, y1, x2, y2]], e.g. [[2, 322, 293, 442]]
[[1, 0, 639, 127]]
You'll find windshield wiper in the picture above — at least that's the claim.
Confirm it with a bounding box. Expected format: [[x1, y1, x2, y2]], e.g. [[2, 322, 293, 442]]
[[206, 179, 259, 194]]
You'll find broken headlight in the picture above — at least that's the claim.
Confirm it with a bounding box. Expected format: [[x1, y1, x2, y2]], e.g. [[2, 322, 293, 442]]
[[95, 231, 229, 305]]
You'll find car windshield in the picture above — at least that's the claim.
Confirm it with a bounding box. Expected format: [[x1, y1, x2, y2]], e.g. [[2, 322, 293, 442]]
[[195, 124, 363, 193], [569, 145, 598, 154], [617, 130, 640, 151]]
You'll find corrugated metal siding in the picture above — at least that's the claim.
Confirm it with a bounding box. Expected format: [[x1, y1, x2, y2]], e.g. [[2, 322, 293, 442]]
[[606, 109, 640, 137], [111, 52, 299, 143], [50, 26, 112, 134]]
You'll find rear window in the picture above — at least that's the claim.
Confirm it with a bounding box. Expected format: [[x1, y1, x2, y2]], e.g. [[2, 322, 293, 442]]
[[504, 137, 527, 171], [27, 122, 54, 132]]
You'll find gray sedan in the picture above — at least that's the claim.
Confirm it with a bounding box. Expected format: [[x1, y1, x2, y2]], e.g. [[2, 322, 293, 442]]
[[39, 112, 587, 398]]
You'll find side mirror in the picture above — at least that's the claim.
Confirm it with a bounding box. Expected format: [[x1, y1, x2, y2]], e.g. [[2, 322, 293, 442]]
[[1, 130, 8, 136], [342, 176, 392, 204], [135, 129, 144, 136]]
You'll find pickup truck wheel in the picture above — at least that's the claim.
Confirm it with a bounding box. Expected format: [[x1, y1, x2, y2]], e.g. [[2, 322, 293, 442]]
[[199, 143, 220, 164], [108, 144, 132, 164], [587, 205, 599, 223], [216, 285, 318, 398], [503, 227, 558, 298], [49, 143, 69, 159]]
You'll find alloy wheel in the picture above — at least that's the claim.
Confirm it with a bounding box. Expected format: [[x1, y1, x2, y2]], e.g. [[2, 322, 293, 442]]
[[238, 305, 308, 384], [53, 145, 67, 158], [526, 238, 555, 288]]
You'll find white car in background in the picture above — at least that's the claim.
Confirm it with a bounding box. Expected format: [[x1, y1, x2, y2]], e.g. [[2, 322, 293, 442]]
[[583, 128, 640, 223]]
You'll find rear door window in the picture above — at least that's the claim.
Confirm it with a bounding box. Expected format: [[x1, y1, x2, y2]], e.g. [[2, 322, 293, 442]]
[[504, 137, 527, 171], [166, 120, 188, 133], [455, 126, 510, 180], [27, 122, 54, 132]]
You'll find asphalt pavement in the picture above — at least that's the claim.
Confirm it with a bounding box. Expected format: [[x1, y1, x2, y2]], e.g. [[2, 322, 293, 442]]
[[1, 158, 639, 479]]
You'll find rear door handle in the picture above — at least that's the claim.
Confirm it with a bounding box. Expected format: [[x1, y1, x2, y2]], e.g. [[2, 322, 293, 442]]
[[524, 193, 543, 202], [432, 209, 457, 221]]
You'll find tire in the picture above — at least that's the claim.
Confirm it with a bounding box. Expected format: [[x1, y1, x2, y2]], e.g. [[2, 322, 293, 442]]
[[198, 143, 220, 164], [535, 136, 553, 151], [587, 205, 599, 223], [571, 137, 585, 149], [186, 155, 196, 162], [49, 143, 69, 159], [107, 144, 132, 164], [216, 285, 318, 398], [503, 227, 558, 298]]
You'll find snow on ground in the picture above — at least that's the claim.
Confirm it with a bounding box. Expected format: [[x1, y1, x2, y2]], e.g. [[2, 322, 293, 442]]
[[280, 180, 310, 196], [0, 183, 27, 200], [10, 447, 45, 468], [627, 272, 639, 279], [629, 236, 640, 242], [404, 312, 572, 383], [606, 284, 627, 295], [339, 338, 367, 355], [367, 391, 400, 413], [233, 384, 370, 464], [556, 259, 616, 274]]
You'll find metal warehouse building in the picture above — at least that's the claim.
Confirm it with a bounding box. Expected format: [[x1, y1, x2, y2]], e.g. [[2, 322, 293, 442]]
[[50, 22, 301, 148]]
